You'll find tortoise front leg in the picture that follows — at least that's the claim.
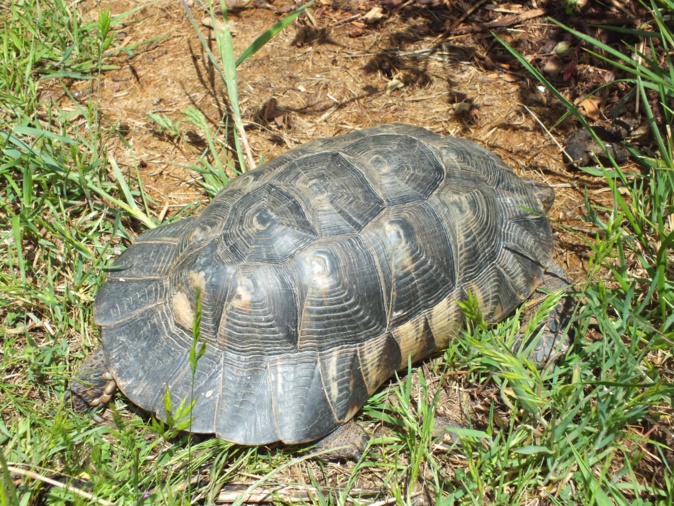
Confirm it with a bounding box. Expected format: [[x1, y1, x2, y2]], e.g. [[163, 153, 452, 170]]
[[69, 348, 117, 413], [514, 261, 575, 367]]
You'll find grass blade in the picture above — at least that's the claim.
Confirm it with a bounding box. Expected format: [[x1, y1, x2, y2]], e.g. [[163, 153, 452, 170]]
[[236, 1, 315, 67]]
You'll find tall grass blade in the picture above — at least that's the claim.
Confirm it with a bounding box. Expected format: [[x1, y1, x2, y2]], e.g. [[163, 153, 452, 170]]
[[236, 1, 315, 67]]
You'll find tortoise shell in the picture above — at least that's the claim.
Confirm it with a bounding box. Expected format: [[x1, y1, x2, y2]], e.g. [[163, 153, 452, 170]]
[[95, 123, 553, 445]]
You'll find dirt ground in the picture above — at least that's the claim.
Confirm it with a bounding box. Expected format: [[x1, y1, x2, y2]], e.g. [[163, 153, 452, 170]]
[[58, 0, 625, 284], [51, 0, 649, 498]]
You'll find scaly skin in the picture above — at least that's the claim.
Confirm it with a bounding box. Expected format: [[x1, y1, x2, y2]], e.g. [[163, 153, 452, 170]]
[[513, 261, 575, 367], [69, 348, 117, 413]]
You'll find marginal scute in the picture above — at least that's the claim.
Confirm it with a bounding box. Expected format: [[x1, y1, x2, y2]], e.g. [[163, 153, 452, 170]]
[[94, 278, 167, 326], [318, 346, 369, 423], [95, 124, 557, 446], [269, 351, 339, 444], [106, 241, 178, 279], [357, 332, 402, 394], [427, 291, 465, 349], [391, 314, 438, 366], [104, 304, 191, 411], [212, 351, 277, 444]]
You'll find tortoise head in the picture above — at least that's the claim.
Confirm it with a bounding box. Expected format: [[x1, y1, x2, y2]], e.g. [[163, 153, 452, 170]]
[[522, 178, 555, 213]]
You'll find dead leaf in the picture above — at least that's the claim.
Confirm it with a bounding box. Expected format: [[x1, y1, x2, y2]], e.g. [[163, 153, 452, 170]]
[[363, 6, 386, 24], [263, 98, 286, 127], [453, 102, 473, 115], [575, 96, 603, 120], [543, 58, 562, 77], [386, 78, 404, 93]]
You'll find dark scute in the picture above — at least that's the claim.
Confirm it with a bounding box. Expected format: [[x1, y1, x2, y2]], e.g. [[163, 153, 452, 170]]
[[103, 303, 193, 412], [345, 134, 444, 205], [465, 264, 535, 323], [213, 352, 279, 444], [288, 236, 387, 352], [95, 218, 187, 324], [362, 202, 456, 326], [358, 332, 403, 394], [270, 352, 340, 444], [495, 178, 547, 223], [107, 241, 178, 279], [366, 123, 446, 143], [133, 217, 199, 243], [224, 165, 275, 192], [503, 216, 553, 268], [155, 349, 223, 435], [418, 317, 438, 358], [219, 264, 298, 354], [169, 240, 237, 343], [189, 188, 245, 240], [274, 152, 385, 236], [519, 178, 555, 213], [433, 187, 500, 284], [318, 346, 370, 422], [436, 137, 511, 186], [95, 278, 168, 326], [381, 332, 403, 373], [220, 184, 317, 263], [496, 245, 546, 301]]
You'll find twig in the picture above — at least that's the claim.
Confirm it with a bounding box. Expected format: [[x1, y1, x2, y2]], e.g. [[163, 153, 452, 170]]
[[217, 484, 315, 503], [215, 483, 382, 504], [329, 14, 361, 27], [8, 466, 116, 506], [368, 490, 422, 506], [521, 104, 574, 163], [446, 0, 489, 33], [236, 118, 257, 171], [440, 6, 547, 37], [484, 7, 547, 28]]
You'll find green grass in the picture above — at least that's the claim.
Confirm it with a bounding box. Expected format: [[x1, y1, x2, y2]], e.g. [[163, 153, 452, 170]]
[[1, 0, 672, 504]]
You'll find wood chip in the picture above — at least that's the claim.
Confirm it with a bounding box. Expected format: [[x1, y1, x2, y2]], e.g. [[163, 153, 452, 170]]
[[386, 78, 404, 93], [575, 96, 603, 121], [363, 6, 386, 24]]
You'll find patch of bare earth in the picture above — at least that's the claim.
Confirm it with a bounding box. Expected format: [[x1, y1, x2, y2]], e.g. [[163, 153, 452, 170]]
[[64, 0, 598, 289], [39, 0, 665, 500]]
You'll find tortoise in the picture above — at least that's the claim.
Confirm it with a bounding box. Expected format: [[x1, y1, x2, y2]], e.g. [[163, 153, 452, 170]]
[[70, 123, 572, 452]]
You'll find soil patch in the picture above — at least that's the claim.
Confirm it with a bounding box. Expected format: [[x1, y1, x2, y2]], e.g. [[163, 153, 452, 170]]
[[58, 0, 625, 282]]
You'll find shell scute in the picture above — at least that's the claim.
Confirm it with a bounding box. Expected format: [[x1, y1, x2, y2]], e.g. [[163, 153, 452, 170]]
[[274, 151, 386, 236], [345, 133, 445, 205], [219, 184, 317, 263], [287, 235, 388, 352]]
